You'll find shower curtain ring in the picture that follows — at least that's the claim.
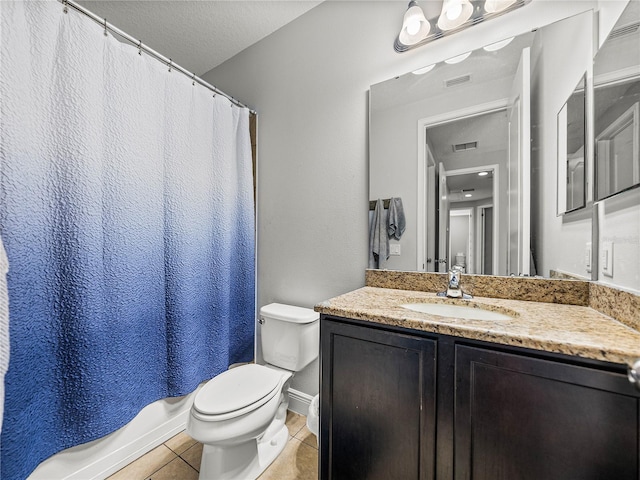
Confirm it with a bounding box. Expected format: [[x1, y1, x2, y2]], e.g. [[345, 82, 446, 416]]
[[63, 0, 68, 14], [168, 60, 172, 72], [103, 18, 108, 36], [138, 40, 142, 56], [192, 74, 196, 86]]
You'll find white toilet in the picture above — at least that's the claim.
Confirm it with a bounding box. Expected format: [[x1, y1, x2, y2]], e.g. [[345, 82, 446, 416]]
[[186, 303, 319, 480]]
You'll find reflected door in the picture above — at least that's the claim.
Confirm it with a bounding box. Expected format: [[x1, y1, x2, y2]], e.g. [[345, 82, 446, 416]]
[[507, 47, 531, 276], [438, 162, 450, 272]]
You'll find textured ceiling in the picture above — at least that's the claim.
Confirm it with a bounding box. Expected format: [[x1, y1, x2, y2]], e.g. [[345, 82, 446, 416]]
[[77, 1, 323, 75]]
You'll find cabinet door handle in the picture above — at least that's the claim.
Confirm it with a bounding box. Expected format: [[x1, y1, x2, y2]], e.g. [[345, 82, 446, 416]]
[[628, 359, 640, 391]]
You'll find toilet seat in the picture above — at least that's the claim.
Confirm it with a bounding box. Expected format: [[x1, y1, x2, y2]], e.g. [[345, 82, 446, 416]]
[[192, 364, 287, 422]]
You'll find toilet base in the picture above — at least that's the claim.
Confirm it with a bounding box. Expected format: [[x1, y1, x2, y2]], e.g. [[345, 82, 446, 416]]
[[198, 424, 289, 480]]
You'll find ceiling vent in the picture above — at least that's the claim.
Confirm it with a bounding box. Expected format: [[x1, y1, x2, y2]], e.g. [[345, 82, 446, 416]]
[[453, 141, 478, 152], [444, 74, 472, 88], [609, 22, 640, 40]]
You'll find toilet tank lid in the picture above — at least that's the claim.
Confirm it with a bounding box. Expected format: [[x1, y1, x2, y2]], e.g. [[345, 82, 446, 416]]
[[260, 303, 319, 324]]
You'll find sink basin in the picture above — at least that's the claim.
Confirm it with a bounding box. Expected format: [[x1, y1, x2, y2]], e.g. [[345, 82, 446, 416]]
[[401, 303, 514, 321]]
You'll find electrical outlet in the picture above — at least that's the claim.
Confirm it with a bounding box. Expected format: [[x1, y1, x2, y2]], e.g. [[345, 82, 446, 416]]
[[585, 242, 591, 273], [602, 241, 613, 277], [389, 244, 401, 256]]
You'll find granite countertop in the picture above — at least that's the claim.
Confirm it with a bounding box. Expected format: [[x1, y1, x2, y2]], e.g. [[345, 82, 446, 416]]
[[315, 286, 640, 367]]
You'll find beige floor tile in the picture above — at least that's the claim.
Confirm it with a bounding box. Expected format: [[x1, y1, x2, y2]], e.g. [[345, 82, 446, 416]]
[[285, 411, 307, 437], [180, 442, 204, 471], [107, 445, 177, 480], [294, 426, 318, 450], [164, 430, 198, 455], [258, 438, 318, 480], [148, 457, 199, 480]]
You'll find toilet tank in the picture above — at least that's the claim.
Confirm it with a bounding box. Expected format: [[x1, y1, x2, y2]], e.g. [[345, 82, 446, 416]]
[[260, 303, 319, 371]]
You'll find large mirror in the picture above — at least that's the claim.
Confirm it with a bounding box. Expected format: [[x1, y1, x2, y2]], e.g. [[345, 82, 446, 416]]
[[594, 1, 640, 201], [369, 10, 596, 278], [370, 30, 536, 276]]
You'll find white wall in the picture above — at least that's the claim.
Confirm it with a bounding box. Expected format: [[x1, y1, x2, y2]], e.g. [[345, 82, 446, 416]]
[[203, 0, 602, 399]]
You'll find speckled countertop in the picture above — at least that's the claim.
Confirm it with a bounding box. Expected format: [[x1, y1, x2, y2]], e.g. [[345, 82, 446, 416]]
[[315, 286, 640, 367]]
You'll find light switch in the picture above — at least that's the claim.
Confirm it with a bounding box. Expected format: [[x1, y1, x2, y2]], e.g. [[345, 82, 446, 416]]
[[389, 244, 401, 256], [602, 241, 613, 277], [585, 242, 591, 273]]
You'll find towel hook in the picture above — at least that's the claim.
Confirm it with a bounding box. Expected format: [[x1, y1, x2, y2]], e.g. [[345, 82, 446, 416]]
[[103, 18, 108, 37]]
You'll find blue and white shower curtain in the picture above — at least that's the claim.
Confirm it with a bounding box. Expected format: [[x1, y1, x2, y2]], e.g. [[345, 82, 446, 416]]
[[0, 2, 255, 478]]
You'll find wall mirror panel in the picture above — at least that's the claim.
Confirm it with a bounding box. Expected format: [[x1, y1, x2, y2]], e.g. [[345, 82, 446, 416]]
[[594, 0, 640, 201], [369, 9, 602, 278], [558, 74, 587, 215], [370, 30, 535, 276]]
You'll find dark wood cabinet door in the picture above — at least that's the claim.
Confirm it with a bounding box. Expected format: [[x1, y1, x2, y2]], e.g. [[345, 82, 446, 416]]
[[455, 345, 640, 480], [320, 318, 437, 480]]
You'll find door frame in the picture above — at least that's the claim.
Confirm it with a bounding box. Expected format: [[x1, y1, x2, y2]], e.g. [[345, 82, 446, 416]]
[[417, 99, 507, 272]]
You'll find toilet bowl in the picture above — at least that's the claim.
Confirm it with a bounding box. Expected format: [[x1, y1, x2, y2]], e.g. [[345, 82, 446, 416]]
[[186, 303, 319, 480]]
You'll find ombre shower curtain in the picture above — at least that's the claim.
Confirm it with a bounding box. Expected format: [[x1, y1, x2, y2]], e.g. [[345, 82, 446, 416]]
[[0, 2, 255, 478]]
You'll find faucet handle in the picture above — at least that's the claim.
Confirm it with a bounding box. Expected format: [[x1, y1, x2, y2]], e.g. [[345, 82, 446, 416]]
[[449, 269, 460, 287]]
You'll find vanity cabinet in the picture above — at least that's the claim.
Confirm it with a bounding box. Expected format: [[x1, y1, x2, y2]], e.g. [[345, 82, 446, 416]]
[[455, 345, 638, 480], [320, 318, 438, 479], [320, 315, 640, 480]]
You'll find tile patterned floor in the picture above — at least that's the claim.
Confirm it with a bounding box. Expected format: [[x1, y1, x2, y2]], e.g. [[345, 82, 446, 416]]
[[106, 411, 318, 480]]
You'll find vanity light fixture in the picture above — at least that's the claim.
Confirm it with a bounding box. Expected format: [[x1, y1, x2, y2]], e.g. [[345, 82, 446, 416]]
[[464, 193, 473, 198], [412, 64, 436, 75], [478, 171, 489, 176], [444, 51, 471, 64], [394, 0, 530, 53]]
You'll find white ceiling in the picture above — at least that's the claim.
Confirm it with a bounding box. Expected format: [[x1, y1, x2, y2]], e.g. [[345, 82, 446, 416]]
[[77, 0, 323, 75]]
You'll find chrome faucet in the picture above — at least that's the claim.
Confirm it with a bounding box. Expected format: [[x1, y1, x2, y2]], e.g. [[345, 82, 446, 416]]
[[437, 269, 472, 299]]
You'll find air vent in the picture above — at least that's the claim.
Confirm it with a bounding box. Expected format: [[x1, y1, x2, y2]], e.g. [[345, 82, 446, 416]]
[[609, 22, 640, 40], [453, 141, 478, 152], [444, 74, 471, 88]]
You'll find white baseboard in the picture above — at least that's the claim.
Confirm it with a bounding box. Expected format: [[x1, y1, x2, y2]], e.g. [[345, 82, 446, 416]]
[[287, 388, 314, 416], [29, 389, 200, 480]]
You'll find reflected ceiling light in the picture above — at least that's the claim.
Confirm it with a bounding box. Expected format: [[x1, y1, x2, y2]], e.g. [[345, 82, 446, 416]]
[[464, 193, 473, 198], [485, 0, 517, 14], [483, 36, 515, 51], [478, 171, 489, 176], [412, 64, 436, 75], [396, 1, 431, 48], [444, 51, 471, 64], [437, 0, 474, 31]]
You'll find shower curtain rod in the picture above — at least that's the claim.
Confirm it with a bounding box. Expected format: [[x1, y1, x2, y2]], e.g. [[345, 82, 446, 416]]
[[60, 0, 257, 115]]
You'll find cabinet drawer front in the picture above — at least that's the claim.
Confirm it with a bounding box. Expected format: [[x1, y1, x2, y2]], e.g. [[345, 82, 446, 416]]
[[321, 319, 437, 480], [455, 345, 639, 480]]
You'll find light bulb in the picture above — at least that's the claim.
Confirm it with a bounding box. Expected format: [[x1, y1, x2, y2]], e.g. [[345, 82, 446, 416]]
[[446, 2, 463, 20], [406, 19, 420, 35]]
